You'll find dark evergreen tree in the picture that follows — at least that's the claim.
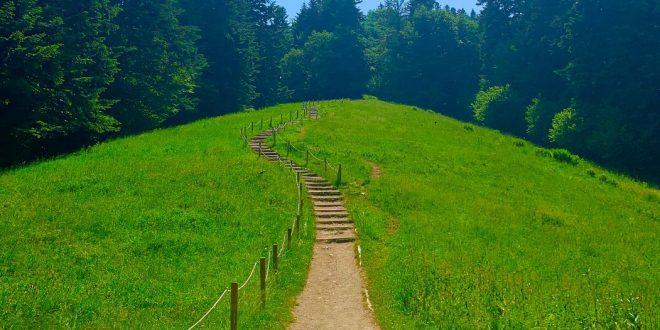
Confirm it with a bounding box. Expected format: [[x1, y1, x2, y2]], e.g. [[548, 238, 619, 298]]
[[106, 0, 206, 133], [179, 0, 258, 117], [0, 0, 120, 165], [367, 4, 480, 119], [249, 0, 292, 107], [286, 0, 369, 100], [553, 0, 660, 177]]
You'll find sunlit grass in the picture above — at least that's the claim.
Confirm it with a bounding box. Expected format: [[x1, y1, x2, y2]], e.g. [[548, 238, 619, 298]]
[[0, 105, 314, 328], [275, 99, 659, 328]]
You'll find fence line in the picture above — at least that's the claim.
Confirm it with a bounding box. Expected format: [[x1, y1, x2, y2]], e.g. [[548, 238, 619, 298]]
[[188, 149, 305, 329], [238, 261, 259, 291], [188, 102, 336, 329], [188, 288, 230, 330]]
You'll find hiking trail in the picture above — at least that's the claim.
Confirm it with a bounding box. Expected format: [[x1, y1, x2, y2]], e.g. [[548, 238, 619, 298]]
[[248, 108, 379, 330]]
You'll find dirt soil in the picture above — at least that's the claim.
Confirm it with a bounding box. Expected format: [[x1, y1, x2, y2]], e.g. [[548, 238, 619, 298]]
[[289, 242, 379, 330]]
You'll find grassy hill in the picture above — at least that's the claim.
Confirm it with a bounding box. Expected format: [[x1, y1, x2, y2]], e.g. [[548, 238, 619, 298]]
[[274, 99, 659, 328], [0, 104, 314, 328], [1, 99, 658, 328]]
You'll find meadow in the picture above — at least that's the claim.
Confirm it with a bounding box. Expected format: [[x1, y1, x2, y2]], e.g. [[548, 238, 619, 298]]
[[274, 99, 660, 328], [0, 104, 314, 328]]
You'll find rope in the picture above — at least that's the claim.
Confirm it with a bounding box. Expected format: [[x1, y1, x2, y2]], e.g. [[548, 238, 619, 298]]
[[238, 261, 259, 291], [279, 232, 287, 257], [188, 288, 229, 330], [309, 151, 323, 162], [190, 114, 314, 328]]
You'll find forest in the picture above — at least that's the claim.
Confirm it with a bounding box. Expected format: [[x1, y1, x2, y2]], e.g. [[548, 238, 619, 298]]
[[1, 0, 658, 182]]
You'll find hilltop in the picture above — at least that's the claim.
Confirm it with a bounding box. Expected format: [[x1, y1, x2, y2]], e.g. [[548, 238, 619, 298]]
[[0, 99, 658, 328], [274, 99, 659, 328]]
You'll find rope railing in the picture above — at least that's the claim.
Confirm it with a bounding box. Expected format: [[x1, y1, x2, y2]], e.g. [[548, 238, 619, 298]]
[[238, 261, 259, 291], [245, 102, 342, 186], [188, 288, 230, 330], [190, 101, 337, 329], [188, 136, 308, 329]]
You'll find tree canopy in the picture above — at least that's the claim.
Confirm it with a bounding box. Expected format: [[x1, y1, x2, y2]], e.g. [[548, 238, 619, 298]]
[[1, 0, 658, 181]]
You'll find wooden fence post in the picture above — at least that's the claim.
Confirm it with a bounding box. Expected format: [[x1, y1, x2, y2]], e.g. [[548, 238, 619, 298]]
[[273, 244, 278, 272], [251, 121, 254, 133], [287, 228, 292, 248], [272, 129, 276, 146], [270, 116, 273, 128], [295, 214, 300, 234], [305, 150, 309, 166], [336, 163, 342, 186], [230, 282, 238, 330], [260, 257, 266, 308]]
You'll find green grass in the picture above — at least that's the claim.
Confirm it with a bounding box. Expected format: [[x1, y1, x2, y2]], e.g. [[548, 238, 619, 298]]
[[0, 104, 314, 328], [274, 99, 660, 328]]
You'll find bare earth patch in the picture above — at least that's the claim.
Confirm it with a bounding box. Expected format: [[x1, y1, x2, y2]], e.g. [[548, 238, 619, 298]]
[[289, 243, 378, 330], [365, 160, 382, 179]]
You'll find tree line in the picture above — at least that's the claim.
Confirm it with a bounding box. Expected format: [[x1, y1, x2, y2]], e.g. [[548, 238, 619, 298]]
[[1, 0, 658, 181]]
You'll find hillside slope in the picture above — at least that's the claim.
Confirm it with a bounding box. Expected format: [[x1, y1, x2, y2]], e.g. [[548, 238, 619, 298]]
[[274, 99, 660, 328], [0, 104, 314, 328]]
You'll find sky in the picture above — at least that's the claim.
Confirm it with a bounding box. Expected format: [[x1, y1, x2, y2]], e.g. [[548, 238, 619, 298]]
[[276, 0, 482, 19]]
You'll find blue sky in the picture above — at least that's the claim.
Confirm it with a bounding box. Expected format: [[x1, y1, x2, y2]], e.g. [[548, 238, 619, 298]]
[[276, 0, 482, 19]]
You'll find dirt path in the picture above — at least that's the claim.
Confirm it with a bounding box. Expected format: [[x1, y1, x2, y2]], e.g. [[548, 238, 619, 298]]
[[289, 243, 377, 330], [365, 160, 382, 179], [248, 108, 379, 330]]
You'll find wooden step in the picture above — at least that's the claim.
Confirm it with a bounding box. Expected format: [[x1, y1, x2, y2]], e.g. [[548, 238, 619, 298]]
[[315, 211, 350, 218], [312, 195, 342, 202], [306, 185, 333, 190], [314, 206, 347, 212], [313, 201, 344, 207], [306, 181, 333, 186], [316, 235, 355, 244], [317, 224, 354, 231], [308, 190, 341, 196], [316, 218, 352, 225], [304, 177, 328, 183]]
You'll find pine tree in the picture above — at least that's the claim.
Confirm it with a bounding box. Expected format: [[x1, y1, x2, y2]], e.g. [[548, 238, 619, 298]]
[[106, 0, 206, 133], [1, 0, 120, 164], [179, 0, 258, 117]]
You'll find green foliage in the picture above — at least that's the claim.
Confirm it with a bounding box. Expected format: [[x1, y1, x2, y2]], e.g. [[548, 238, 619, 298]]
[[366, 4, 480, 119], [560, 0, 660, 177], [472, 84, 526, 133], [0, 104, 314, 328], [287, 0, 369, 100], [275, 99, 660, 328], [0, 0, 120, 165], [477, 0, 659, 180], [549, 107, 581, 146], [525, 98, 562, 143], [473, 85, 509, 123], [106, 0, 206, 133], [249, 0, 292, 107]]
